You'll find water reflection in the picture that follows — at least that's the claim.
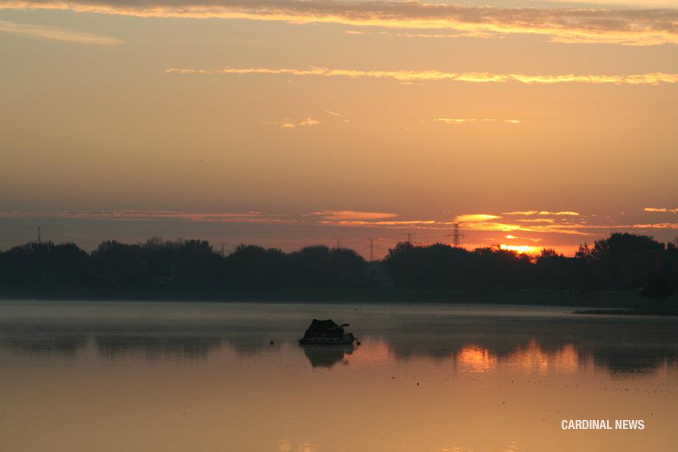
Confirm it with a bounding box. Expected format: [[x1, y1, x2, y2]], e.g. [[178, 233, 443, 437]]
[[1, 301, 678, 377], [457, 346, 497, 373], [0, 325, 88, 357], [301, 344, 354, 368], [0, 323, 676, 377]]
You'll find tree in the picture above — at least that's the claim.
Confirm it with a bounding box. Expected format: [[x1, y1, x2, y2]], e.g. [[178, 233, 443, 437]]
[[641, 274, 673, 308]]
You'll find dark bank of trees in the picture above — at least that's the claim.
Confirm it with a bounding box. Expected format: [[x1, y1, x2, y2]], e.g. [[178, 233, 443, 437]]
[[0, 239, 368, 289], [0, 233, 677, 300], [385, 233, 678, 297]]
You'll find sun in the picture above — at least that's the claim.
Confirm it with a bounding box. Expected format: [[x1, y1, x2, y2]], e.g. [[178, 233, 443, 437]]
[[499, 244, 540, 254]]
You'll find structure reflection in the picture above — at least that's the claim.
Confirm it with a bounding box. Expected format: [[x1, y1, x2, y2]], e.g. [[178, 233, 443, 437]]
[[301, 344, 354, 368]]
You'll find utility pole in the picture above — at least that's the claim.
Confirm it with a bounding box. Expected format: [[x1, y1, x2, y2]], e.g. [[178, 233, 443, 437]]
[[368, 238, 374, 262], [218, 242, 229, 257]]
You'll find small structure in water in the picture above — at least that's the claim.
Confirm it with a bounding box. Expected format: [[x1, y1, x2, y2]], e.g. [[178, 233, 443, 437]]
[[298, 319, 356, 345]]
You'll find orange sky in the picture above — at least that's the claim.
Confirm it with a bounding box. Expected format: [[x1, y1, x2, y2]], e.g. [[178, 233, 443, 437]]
[[0, 0, 677, 256]]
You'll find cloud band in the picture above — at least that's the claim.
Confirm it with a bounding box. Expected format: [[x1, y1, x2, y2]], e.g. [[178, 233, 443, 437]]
[[165, 66, 678, 85], [2, 1, 678, 46]]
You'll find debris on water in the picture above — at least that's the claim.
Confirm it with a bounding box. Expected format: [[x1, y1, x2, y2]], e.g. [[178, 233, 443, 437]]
[[270, 340, 274, 345]]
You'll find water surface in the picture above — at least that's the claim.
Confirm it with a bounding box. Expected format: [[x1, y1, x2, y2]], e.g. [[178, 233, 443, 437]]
[[1, 300, 677, 451]]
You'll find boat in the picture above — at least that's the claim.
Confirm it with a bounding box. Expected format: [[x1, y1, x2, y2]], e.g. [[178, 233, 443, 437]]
[[298, 319, 356, 345]]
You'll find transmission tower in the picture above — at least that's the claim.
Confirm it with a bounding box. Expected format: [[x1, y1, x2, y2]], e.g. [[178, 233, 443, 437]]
[[452, 223, 464, 247], [37, 227, 41, 243], [404, 232, 415, 243], [368, 238, 374, 262]]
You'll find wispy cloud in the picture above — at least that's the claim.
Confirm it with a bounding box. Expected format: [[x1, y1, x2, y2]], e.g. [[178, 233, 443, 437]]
[[345, 29, 493, 40], [312, 210, 399, 221], [3, 1, 678, 46], [298, 117, 320, 126], [546, 0, 676, 7], [263, 117, 320, 128], [166, 67, 678, 85], [505, 235, 542, 243], [0, 210, 293, 224], [317, 219, 439, 228], [644, 207, 678, 213], [0, 19, 122, 45], [632, 223, 678, 230], [323, 110, 343, 118], [454, 214, 502, 223], [434, 118, 521, 125], [435, 118, 478, 125], [503, 210, 580, 216]]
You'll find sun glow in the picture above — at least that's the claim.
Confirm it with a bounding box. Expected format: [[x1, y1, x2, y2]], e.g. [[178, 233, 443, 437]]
[[499, 244, 540, 254]]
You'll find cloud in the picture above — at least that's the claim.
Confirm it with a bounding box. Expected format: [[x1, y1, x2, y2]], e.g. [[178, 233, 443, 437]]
[[546, 0, 676, 7], [298, 117, 320, 126], [345, 29, 493, 40], [632, 223, 678, 230], [434, 118, 477, 124], [312, 210, 399, 221], [0, 19, 122, 45], [503, 210, 580, 216], [644, 207, 678, 213], [455, 214, 502, 223], [264, 117, 320, 128], [0, 210, 294, 224], [318, 220, 438, 228], [505, 235, 543, 242], [516, 218, 556, 223], [434, 118, 522, 125], [166, 67, 678, 85], [2, 1, 678, 46]]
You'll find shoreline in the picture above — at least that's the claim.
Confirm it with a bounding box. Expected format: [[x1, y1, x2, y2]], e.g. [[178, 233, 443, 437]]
[[0, 285, 655, 309], [574, 307, 678, 317]]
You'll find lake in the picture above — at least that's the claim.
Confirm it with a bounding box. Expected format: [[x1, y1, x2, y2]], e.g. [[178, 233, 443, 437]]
[[1, 300, 677, 451]]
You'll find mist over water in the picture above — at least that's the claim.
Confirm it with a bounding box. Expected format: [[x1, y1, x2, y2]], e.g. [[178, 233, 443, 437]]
[[1, 301, 677, 451]]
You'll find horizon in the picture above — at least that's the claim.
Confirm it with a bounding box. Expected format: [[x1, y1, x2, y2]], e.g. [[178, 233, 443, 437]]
[[1, 208, 677, 258]]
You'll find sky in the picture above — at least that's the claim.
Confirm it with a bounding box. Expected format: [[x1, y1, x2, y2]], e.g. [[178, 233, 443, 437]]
[[1, 0, 677, 257]]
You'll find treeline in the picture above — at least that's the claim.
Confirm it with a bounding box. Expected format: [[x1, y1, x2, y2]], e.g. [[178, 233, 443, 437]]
[[0, 233, 677, 298], [0, 238, 366, 289], [385, 234, 678, 297]]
